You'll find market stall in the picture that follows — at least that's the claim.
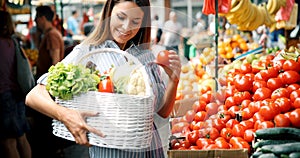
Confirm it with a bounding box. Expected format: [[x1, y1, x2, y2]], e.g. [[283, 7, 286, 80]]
[[169, 0, 300, 157]]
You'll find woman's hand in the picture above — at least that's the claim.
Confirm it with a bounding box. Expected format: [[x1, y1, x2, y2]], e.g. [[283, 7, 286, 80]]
[[60, 108, 105, 146], [156, 50, 181, 82]]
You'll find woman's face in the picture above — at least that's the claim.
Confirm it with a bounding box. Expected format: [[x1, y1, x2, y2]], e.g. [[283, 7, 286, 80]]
[[110, 1, 144, 45]]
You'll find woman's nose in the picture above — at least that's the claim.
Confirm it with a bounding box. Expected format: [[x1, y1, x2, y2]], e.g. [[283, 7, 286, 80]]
[[121, 20, 131, 31]]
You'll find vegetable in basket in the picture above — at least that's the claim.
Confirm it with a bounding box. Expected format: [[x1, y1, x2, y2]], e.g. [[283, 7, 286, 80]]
[[110, 63, 147, 95], [46, 62, 100, 100]]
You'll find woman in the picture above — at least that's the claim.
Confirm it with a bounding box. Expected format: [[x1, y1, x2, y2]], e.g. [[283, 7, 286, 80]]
[[25, 0, 181, 157], [0, 10, 32, 158]]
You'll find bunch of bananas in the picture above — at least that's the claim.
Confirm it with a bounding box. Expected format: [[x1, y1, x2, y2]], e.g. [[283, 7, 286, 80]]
[[267, 0, 286, 15], [222, 0, 278, 31]]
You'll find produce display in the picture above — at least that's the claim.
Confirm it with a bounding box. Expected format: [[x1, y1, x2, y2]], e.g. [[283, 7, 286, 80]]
[[170, 46, 300, 157]]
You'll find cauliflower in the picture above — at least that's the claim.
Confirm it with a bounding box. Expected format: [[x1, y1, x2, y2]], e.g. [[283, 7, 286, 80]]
[[110, 63, 147, 95]]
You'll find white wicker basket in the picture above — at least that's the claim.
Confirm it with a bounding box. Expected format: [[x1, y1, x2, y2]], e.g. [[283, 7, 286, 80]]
[[51, 48, 155, 149]]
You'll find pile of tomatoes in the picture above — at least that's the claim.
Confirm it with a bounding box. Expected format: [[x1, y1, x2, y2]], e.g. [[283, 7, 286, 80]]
[[170, 53, 300, 152]]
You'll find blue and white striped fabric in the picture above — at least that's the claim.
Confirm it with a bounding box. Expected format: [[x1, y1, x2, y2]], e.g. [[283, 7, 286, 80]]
[[38, 40, 167, 158]]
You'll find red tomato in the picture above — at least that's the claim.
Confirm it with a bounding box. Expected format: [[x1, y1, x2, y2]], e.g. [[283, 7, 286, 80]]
[[274, 114, 291, 127], [232, 124, 246, 138], [287, 84, 300, 94], [189, 146, 200, 150], [192, 100, 207, 112], [267, 78, 283, 91], [233, 92, 252, 105], [258, 104, 279, 121], [253, 87, 272, 101], [156, 50, 170, 66], [179, 140, 191, 149], [272, 59, 285, 71], [200, 91, 213, 104], [240, 120, 254, 130], [196, 138, 212, 149], [171, 122, 189, 134], [193, 121, 207, 130], [218, 110, 232, 123], [289, 109, 300, 128], [253, 80, 267, 93], [204, 144, 221, 150], [194, 111, 208, 122], [267, 66, 279, 78], [228, 106, 240, 118], [281, 71, 300, 85], [240, 99, 252, 110], [234, 75, 253, 92], [293, 98, 300, 109], [171, 139, 181, 149], [187, 130, 200, 145], [225, 96, 236, 109], [283, 59, 300, 72], [229, 137, 251, 152], [256, 121, 274, 129], [226, 119, 240, 129], [185, 110, 196, 123], [220, 128, 233, 141], [212, 118, 226, 132], [244, 129, 255, 142], [215, 138, 230, 149], [98, 76, 114, 93], [206, 127, 219, 140], [290, 89, 300, 103], [271, 88, 290, 100], [206, 103, 219, 116], [253, 112, 265, 123], [249, 101, 262, 114], [274, 97, 291, 113], [240, 63, 252, 74], [241, 107, 254, 120]]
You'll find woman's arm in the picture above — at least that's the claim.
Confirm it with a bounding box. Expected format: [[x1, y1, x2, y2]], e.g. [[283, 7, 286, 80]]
[[157, 50, 181, 118], [25, 84, 105, 145]]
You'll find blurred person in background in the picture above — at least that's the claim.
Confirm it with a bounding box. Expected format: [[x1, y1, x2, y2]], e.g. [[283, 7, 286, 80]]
[[67, 10, 80, 37], [159, 11, 183, 53], [0, 10, 32, 158], [28, 5, 65, 158]]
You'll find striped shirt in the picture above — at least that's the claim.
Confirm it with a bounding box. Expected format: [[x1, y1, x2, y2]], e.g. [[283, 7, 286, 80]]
[[38, 40, 167, 158]]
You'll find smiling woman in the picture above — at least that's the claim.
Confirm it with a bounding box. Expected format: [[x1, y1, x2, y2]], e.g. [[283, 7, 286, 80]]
[[25, 0, 182, 158]]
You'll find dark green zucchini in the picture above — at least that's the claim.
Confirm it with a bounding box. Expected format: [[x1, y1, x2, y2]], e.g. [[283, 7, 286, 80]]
[[255, 127, 300, 140], [257, 153, 278, 158], [289, 152, 300, 158], [253, 140, 298, 149], [260, 142, 300, 155], [251, 151, 264, 158]]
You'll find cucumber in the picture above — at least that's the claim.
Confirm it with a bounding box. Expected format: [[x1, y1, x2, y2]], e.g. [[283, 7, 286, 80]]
[[260, 142, 300, 155], [289, 152, 300, 158], [253, 140, 298, 149], [255, 127, 300, 140], [257, 153, 278, 158], [251, 151, 264, 158]]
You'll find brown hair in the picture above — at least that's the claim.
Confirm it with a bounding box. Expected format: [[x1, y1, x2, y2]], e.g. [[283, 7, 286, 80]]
[[0, 10, 15, 38], [82, 0, 151, 50]]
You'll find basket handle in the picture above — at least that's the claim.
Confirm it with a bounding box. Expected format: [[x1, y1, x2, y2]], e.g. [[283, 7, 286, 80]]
[[76, 48, 142, 66]]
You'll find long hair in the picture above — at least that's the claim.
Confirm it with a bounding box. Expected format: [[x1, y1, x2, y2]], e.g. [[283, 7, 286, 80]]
[[82, 0, 151, 50], [0, 10, 15, 38]]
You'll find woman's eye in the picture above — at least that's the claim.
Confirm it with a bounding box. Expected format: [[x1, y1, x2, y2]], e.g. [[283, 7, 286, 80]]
[[117, 14, 125, 20], [132, 20, 141, 25]]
